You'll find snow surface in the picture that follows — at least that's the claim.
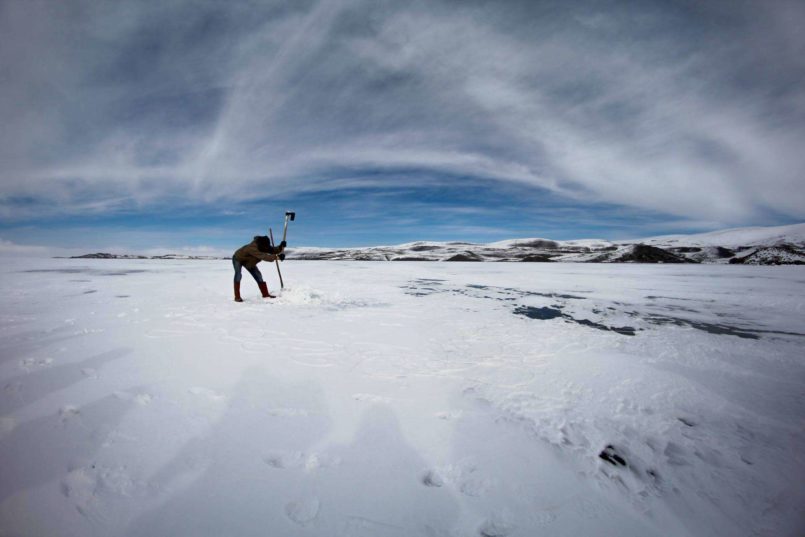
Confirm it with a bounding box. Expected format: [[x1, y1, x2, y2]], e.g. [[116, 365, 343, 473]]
[[1, 258, 804, 537]]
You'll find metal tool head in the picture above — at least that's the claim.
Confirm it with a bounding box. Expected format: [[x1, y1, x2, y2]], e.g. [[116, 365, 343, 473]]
[[285, 211, 296, 221]]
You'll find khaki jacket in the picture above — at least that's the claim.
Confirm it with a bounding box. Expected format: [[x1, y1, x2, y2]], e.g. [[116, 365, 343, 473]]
[[234, 240, 277, 269]]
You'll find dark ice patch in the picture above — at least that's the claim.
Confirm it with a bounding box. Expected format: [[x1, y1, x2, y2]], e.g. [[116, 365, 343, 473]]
[[572, 318, 637, 336], [405, 280, 588, 303], [644, 315, 760, 339], [513, 306, 563, 320], [536, 292, 586, 300], [401, 279, 448, 297], [656, 304, 700, 314], [514, 305, 636, 336], [644, 295, 712, 303], [504, 287, 586, 300], [750, 328, 805, 337], [647, 315, 805, 339], [82, 290, 98, 294]]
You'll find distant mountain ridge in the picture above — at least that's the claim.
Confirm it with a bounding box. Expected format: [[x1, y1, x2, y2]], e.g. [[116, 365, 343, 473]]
[[69, 253, 227, 260], [288, 223, 805, 265], [69, 223, 805, 265]]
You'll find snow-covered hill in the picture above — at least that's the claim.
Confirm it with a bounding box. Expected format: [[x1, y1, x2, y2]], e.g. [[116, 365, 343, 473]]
[[288, 223, 805, 264], [69, 253, 227, 260], [632, 222, 805, 248]]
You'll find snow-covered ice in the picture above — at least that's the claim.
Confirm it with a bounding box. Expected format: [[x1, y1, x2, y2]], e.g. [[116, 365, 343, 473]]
[[1, 258, 803, 536]]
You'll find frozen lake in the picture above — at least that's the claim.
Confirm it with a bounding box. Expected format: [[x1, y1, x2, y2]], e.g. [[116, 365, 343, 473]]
[[1, 259, 803, 536]]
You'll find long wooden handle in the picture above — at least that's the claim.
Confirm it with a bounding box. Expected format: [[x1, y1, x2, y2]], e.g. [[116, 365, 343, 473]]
[[269, 228, 284, 289]]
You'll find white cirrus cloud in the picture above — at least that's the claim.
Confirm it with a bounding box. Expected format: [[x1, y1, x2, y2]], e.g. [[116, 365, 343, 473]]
[[1, 0, 804, 226]]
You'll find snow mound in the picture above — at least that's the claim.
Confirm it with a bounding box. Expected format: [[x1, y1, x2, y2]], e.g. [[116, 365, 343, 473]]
[[273, 285, 329, 305]]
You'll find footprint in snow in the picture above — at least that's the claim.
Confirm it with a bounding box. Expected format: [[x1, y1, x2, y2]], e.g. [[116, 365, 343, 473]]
[[263, 451, 305, 469], [460, 477, 490, 497], [531, 511, 557, 526], [62, 464, 145, 516], [4, 382, 22, 395], [575, 497, 607, 520], [421, 470, 444, 487], [61, 467, 96, 516], [59, 405, 80, 422], [188, 387, 226, 401], [134, 393, 153, 405], [428, 462, 489, 497], [266, 407, 310, 417], [285, 496, 320, 525], [479, 514, 515, 537], [19, 357, 54, 371], [353, 393, 392, 403], [113, 391, 154, 405], [0, 416, 16, 437], [263, 451, 341, 472]]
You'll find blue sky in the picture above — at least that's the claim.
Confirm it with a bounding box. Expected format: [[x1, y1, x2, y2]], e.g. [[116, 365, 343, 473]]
[[1, 0, 804, 254]]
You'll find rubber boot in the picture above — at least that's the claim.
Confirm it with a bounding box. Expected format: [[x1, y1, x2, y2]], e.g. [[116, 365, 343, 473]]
[[258, 281, 275, 299], [234, 282, 243, 302]]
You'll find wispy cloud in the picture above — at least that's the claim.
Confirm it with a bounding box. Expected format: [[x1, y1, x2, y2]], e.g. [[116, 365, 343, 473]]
[[1, 0, 804, 232]]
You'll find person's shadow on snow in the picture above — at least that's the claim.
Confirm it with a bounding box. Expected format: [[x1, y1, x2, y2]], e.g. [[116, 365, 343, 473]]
[[126, 370, 460, 537], [304, 405, 461, 536], [126, 367, 330, 537], [1, 348, 130, 415], [0, 391, 135, 505]]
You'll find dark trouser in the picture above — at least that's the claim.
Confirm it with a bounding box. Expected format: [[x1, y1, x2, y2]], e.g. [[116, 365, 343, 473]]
[[232, 256, 264, 284]]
